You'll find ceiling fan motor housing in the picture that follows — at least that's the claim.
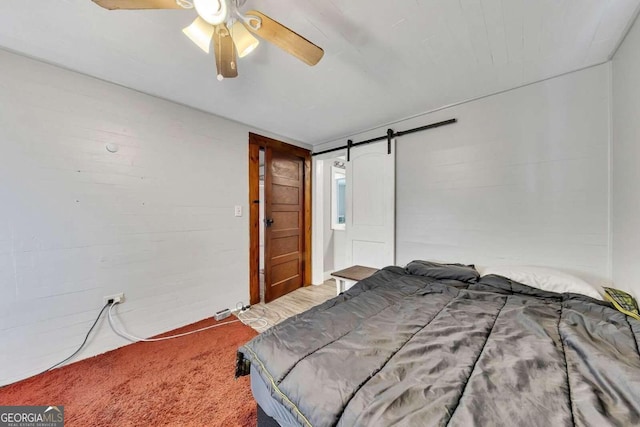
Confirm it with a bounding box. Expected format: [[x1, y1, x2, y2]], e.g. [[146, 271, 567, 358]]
[[194, 0, 229, 25]]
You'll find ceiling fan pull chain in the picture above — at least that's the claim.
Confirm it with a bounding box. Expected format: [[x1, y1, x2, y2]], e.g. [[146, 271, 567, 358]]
[[175, 0, 194, 9]]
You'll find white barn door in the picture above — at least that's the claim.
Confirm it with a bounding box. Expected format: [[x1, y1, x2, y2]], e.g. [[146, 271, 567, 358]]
[[345, 140, 395, 268]]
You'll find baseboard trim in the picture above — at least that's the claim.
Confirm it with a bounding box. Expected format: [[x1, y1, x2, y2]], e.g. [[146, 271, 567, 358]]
[[312, 271, 335, 285]]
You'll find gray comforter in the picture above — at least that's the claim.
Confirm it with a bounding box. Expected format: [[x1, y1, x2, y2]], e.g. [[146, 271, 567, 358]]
[[237, 262, 640, 426]]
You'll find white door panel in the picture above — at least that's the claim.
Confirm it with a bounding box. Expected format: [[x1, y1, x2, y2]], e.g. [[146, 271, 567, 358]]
[[353, 153, 386, 226], [352, 240, 388, 267], [346, 140, 395, 268]]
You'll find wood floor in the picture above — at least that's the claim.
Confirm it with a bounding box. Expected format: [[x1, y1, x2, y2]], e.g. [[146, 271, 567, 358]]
[[238, 280, 336, 333]]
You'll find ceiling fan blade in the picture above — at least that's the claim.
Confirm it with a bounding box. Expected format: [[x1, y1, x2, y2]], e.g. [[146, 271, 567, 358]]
[[213, 25, 238, 79], [243, 10, 324, 66], [92, 0, 185, 10]]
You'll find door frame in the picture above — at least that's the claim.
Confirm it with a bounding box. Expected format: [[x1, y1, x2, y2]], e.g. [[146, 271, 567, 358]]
[[249, 133, 312, 305]]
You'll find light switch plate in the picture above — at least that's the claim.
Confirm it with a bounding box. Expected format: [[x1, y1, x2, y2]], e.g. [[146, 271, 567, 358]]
[[234, 205, 242, 217]]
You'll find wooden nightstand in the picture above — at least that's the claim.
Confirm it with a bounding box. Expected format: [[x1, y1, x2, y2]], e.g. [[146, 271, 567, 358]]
[[331, 265, 379, 294]]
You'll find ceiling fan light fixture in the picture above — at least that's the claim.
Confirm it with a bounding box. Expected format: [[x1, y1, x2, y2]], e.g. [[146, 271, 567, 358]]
[[194, 0, 228, 25], [95, 1, 324, 78], [183, 17, 215, 53], [230, 21, 259, 58]]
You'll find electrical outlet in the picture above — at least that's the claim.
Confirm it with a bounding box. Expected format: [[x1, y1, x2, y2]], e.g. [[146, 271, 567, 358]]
[[234, 205, 242, 217], [104, 292, 125, 305]]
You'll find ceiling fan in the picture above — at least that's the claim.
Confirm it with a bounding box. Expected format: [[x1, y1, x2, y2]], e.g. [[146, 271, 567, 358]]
[[92, 0, 324, 80]]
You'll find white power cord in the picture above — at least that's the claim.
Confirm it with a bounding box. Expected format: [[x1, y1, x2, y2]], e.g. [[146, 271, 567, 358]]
[[108, 303, 240, 342], [107, 301, 269, 343], [234, 302, 269, 330]]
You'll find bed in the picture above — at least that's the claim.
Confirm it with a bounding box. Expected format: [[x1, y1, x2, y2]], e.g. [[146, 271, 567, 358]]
[[236, 261, 640, 426]]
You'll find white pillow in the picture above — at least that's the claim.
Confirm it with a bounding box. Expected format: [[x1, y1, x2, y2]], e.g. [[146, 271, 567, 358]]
[[477, 265, 603, 300]]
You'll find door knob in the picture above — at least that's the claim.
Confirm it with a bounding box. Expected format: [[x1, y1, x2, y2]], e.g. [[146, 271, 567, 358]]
[[264, 218, 274, 227]]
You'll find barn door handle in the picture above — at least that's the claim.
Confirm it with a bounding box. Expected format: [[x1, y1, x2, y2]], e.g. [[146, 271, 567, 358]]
[[264, 218, 274, 227]]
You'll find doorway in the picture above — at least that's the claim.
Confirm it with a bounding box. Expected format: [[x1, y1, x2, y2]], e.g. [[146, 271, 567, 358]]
[[249, 133, 312, 304]]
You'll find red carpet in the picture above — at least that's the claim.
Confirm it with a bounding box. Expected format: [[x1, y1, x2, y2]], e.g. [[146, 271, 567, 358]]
[[0, 316, 258, 426]]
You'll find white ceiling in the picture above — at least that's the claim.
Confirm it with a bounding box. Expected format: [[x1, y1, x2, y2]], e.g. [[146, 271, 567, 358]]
[[0, 0, 638, 145]]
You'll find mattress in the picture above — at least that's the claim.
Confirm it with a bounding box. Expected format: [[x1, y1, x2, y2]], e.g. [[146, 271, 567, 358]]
[[237, 261, 640, 427], [251, 364, 299, 426]]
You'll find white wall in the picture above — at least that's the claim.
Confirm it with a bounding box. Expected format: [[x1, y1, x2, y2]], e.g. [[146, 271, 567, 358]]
[[0, 49, 307, 385], [333, 228, 348, 273], [612, 14, 640, 298], [315, 64, 611, 285]]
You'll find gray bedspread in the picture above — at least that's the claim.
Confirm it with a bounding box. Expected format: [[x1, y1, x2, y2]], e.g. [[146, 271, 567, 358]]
[[237, 263, 640, 427]]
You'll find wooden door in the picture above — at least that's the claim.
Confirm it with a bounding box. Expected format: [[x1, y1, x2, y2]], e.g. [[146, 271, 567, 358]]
[[264, 147, 305, 302], [345, 139, 396, 268]]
